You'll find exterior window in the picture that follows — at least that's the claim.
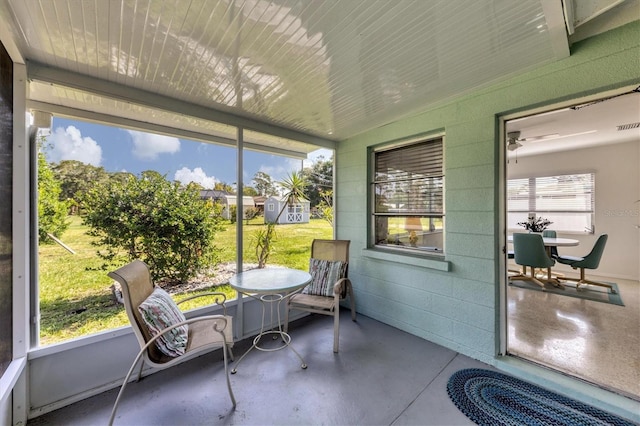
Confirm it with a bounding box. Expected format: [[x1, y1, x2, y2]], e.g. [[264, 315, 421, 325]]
[[507, 173, 595, 233], [371, 137, 444, 253]]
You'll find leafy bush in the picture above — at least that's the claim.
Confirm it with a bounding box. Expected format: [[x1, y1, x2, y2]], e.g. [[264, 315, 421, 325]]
[[37, 148, 70, 243], [81, 171, 225, 283], [244, 207, 260, 223]]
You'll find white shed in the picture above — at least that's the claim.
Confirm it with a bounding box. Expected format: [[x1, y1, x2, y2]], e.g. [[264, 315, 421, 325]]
[[264, 196, 310, 224]]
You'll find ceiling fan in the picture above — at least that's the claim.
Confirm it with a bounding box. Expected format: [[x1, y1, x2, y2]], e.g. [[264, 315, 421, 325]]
[[506, 131, 523, 151], [507, 129, 598, 152], [507, 130, 565, 151]]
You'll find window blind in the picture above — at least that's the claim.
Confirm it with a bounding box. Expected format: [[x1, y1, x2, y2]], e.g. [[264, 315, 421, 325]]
[[374, 138, 443, 216], [507, 173, 595, 233], [507, 174, 594, 214]]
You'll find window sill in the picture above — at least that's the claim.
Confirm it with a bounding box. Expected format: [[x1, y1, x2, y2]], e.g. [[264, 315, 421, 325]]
[[361, 248, 451, 271]]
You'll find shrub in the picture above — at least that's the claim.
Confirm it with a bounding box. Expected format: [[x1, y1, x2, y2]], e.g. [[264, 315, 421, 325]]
[[81, 171, 225, 283], [37, 148, 70, 243]]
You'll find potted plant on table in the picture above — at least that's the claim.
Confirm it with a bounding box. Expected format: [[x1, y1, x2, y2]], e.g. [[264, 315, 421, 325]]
[[517, 216, 552, 233]]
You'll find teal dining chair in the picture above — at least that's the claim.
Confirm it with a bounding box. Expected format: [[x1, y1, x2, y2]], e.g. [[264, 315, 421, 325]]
[[556, 234, 613, 293], [509, 233, 556, 290], [540, 230, 564, 279], [542, 230, 558, 258]]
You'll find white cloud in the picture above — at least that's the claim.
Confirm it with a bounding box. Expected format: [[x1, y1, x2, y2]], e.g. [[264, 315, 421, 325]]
[[259, 163, 289, 181], [303, 148, 333, 168], [46, 125, 102, 166], [127, 130, 180, 160], [174, 167, 218, 189]]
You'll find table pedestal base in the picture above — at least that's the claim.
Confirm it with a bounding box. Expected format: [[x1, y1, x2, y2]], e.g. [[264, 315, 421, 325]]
[[231, 293, 307, 374]]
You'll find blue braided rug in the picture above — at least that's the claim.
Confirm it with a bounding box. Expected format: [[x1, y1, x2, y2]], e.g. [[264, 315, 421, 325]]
[[447, 369, 635, 426]]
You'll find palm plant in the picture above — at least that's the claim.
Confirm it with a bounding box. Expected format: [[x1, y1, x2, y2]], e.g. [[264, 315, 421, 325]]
[[255, 171, 309, 268]]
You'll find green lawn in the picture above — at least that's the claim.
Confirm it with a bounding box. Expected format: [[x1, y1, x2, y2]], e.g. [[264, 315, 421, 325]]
[[38, 215, 332, 345]]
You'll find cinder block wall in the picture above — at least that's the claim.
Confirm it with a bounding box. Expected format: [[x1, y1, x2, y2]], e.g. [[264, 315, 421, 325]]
[[334, 21, 640, 364]]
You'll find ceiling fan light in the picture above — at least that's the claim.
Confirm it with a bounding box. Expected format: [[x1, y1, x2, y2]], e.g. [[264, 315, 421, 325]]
[[507, 140, 522, 151]]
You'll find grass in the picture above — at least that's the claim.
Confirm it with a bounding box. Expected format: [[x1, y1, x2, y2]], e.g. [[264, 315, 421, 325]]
[[38, 215, 332, 345]]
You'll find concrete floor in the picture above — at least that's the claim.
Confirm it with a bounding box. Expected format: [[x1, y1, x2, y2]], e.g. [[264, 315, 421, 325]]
[[507, 273, 640, 400], [29, 312, 489, 426], [28, 276, 640, 426]]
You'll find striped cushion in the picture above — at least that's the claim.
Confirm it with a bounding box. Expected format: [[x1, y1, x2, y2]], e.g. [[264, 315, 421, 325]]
[[138, 287, 188, 357], [303, 258, 347, 297]]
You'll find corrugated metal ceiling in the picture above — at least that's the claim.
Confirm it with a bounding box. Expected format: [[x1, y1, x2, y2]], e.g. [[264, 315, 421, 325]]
[[1, 0, 573, 153]]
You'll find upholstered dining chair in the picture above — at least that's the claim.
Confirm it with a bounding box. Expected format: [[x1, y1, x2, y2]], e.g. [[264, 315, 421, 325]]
[[539, 230, 565, 279], [556, 234, 613, 293], [542, 230, 559, 258], [507, 250, 522, 275], [284, 239, 356, 353], [509, 233, 556, 290], [107, 260, 236, 425]]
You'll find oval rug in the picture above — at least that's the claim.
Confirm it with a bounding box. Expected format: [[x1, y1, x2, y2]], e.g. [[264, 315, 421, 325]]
[[446, 369, 635, 426]]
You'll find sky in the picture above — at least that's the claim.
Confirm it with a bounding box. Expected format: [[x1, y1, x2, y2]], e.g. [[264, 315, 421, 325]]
[[43, 117, 332, 190]]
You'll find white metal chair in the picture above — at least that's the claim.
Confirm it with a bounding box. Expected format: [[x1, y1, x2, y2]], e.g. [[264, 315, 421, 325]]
[[107, 260, 235, 425]]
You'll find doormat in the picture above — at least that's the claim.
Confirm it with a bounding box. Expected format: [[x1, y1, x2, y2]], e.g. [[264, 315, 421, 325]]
[[508, 279, 624, 306], [447, 368, 635, 426]]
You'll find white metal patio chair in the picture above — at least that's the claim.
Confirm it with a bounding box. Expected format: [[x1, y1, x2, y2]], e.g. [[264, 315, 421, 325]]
[[107, 260, 235, 425]]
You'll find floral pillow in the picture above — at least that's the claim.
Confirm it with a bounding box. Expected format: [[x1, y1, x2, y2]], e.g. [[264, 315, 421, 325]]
[[138, 287, 188, 357], [303, 258, 347, 297]]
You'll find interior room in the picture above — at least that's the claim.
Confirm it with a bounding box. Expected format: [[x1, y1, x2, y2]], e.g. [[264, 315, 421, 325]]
[[1, 1, 639, 425], [504, 90, 640, 399]]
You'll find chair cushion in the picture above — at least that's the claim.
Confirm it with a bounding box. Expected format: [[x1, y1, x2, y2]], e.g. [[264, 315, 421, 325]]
[[303, 258, 347, 297], [138, 287, 188, 357]]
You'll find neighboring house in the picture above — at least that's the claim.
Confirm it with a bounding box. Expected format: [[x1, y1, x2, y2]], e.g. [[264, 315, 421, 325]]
[[252, 196, 267, 213], [199, 189, 228, 204], [264, 196, 310, 224]]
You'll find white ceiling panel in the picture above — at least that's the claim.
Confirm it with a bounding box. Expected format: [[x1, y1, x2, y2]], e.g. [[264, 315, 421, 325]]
[[1, 0, 575, 144]]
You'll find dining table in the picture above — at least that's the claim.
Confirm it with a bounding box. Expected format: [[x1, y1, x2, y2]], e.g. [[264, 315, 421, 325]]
[[539, 236, 579, 256], [228, 267, 312, 374], [508, 234, 579, 256]]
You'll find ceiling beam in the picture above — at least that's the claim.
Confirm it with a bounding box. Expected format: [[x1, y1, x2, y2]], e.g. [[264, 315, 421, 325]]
[[27, 61, 337, 150], [27, 100, 310, 159]]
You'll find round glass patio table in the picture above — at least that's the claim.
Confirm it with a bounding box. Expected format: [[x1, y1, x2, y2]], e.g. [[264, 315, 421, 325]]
[[228, 267, 311, 374]]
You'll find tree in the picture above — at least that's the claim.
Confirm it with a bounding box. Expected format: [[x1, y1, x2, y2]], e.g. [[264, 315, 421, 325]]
[[252, 171, 278, 196], [316, 189, 333, 227], [214, 181, 235, 193], [302, 156, 333, 208], [81, 171, 225, 283], [242, 186, 258, 196], [254, 171, 308, 268], [37, 148, 70, 243], [52, 160, 109, 213], [244, 207, 260, 224]]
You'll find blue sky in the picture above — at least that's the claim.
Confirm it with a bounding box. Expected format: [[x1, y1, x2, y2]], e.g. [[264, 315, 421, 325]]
[[44, 117, 331, 190]]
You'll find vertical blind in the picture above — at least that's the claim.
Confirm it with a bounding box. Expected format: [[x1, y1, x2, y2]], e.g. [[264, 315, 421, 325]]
[[373, 138, 444, 216]]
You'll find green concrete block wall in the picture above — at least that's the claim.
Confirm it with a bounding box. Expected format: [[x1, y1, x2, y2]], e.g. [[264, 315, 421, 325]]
[[334, 21, 640, 365]]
